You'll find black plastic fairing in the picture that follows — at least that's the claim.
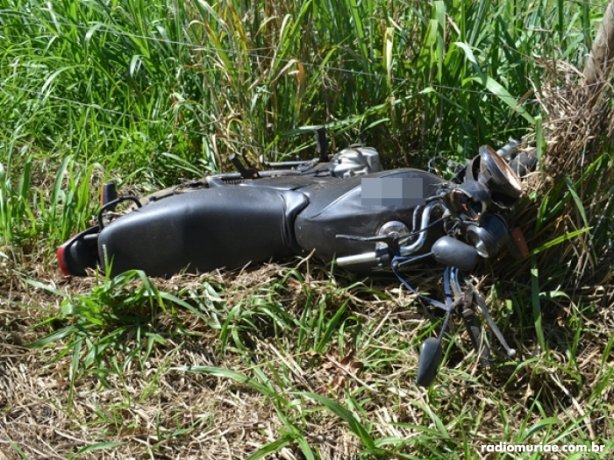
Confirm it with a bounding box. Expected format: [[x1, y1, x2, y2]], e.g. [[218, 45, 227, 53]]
[[294, 169, 445, 260]]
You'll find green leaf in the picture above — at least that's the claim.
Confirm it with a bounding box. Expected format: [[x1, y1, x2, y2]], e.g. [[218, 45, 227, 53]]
[[29, 326, 76, 348], [75, 441, 125, 454], [522, 417, 560, 441], [455, 41, 483, 77], [24, 278, 68, 298], [316, 300, 348, 353], [564, 177, 589, 227], [530, 227, 592, 256], [467, 75, 534, 123], [531, 262, 546, 352], [299, 392, 376, 450], [246, 435, 292, 460], [178, 366, 275, 398]]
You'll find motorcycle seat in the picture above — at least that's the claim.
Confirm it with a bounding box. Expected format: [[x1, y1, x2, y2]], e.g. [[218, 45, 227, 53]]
[[97, 187, 308, 276]]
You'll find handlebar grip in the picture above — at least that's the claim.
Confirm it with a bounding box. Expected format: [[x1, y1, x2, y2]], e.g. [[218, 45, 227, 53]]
[[336, 251, 378, 267]]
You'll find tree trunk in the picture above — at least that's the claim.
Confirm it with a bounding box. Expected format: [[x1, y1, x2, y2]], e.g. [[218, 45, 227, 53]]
[[584, 0, 614, 87]]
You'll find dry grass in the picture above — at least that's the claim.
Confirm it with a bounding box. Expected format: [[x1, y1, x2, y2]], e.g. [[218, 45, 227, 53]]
[[0, 265, 411, 459], [1, 251, 613, 458], [508, 60, 614, 291]]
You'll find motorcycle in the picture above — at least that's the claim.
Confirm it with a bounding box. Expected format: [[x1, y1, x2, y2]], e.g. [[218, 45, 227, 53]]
[[57, 128, 536, 385]]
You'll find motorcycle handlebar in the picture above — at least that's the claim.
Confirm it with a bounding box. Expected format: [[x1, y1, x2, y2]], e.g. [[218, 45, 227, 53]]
[[335, 202, 445, 268]]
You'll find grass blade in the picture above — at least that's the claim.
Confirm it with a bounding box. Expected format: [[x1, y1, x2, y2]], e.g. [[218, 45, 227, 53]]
[[300, 392, 377, 451]]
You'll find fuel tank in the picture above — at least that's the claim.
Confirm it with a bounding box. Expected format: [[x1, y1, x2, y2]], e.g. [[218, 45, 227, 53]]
[[292, 169, 445, 259]]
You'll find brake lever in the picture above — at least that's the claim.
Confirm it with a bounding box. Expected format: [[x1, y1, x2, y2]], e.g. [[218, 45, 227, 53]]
[[460, 289, 492, 367], [414, 267, 515, 386], [449, 270, 491, 366], [472, 289, 516, 358]]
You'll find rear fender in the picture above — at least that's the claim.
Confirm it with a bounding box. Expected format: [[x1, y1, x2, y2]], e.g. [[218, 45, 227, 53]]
[[56, 226, 100, 276]]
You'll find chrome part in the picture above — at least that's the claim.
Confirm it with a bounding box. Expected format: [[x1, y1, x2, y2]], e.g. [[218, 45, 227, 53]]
[[412, 205, 422, 234], [336, 251, 378, 267], [331, 146, 382, 178], [375, 221, 410, 251], [496, 139, 520, 159], [478, 145, 523, 200], [399, 202, 440, 256]]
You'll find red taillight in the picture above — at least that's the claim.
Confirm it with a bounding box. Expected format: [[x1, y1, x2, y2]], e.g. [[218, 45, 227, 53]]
[[56, 243, 71, 276]]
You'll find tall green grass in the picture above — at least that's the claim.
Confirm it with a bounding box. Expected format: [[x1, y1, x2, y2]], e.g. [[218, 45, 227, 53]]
[[0, 0, 603, 173], [1, 0, 607, 248]]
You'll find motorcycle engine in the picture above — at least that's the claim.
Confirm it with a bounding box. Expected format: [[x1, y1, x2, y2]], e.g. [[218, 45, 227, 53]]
[[331, 146, 382, 178]]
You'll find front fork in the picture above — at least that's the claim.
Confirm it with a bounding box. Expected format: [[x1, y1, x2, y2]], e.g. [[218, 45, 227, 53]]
[[404, 266, 516, 386]]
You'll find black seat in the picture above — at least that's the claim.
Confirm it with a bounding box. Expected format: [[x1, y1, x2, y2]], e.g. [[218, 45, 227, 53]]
[[98, 187, 308, 276]]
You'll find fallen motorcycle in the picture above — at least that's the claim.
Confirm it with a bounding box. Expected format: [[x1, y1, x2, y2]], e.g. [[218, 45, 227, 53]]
[[57, 129, 535, 385]]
